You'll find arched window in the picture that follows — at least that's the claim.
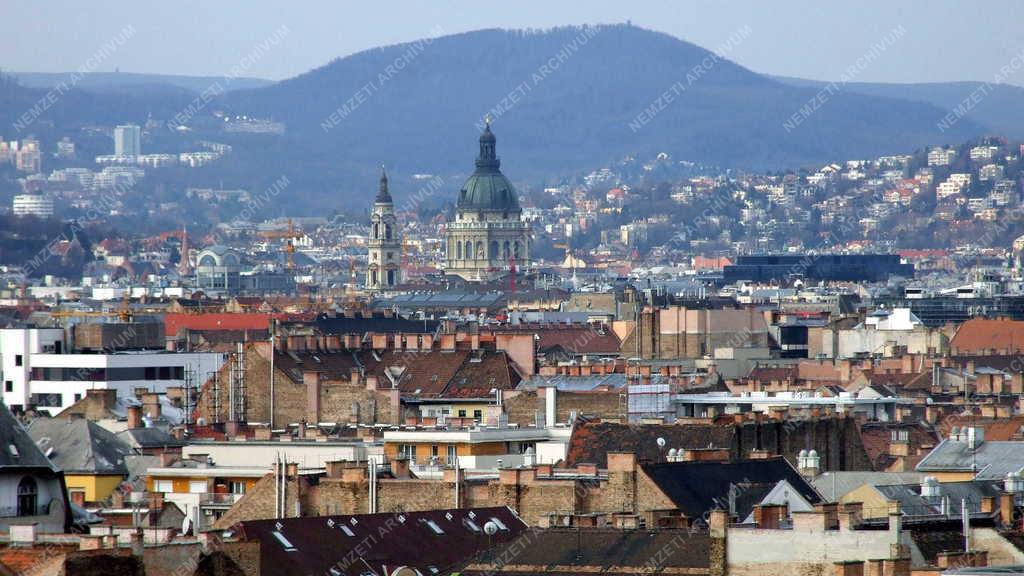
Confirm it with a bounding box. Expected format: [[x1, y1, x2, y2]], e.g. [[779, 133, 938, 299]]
[[475, 241, 484, 259], [17, 476, 38, 517], [489, 241, 499, 261], [465, 241, 473, 260], [384, 224, 392, 240], [513, 241, 521, 259], [503, 241, 511, 259], [456, 240, 462, 259], [373, 223, 379, 239], [370, 270, 378, 286]]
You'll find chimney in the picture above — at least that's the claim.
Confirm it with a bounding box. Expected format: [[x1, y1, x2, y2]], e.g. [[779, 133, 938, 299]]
[[149, 491, 164, 512], [392, 457, 411, 476], [142, 393, 161, 420], [79, 535, 104, 551], [797, 449, 821, 478], [10, 523, 37, 547], [127, 405, 142, 429]]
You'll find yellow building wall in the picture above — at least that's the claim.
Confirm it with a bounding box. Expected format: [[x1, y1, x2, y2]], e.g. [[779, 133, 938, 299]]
[[383, 441, 508, 464], [64, 474, 123, 503], [930, 472, 977, 482], [840, 485, 893, 519], [146, 476, 259, 494]]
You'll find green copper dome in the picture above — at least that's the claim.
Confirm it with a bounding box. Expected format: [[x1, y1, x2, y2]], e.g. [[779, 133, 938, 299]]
[[457, 121, 521, 212]]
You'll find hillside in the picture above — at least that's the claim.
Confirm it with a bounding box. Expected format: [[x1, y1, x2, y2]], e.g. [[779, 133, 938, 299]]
[[1, 25, 1001, 210], [10, 71, 274, 93], [773, 75, 1024, 140], [222, 24, 985, 181]]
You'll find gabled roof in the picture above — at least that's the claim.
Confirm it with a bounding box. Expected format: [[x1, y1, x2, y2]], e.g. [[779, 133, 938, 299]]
[[237, 506, 527, 576], [916, 438, 1024, 480], [951, 318, 1024, 354], [27, 418, 133, 475], [0, 403, 58, 471], [312, 313, 440, 335], [462, 528, 711, 573], [875, 480, 1002, 520], [640, 457, 822, 521], [565, 421, 735, 467]]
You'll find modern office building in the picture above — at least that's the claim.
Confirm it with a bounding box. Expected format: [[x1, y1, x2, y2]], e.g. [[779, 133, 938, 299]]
[[0, 327, 224, 415], [12, 193, 54, 217], [722, 254, 914, 284], [113, 124, 141, 157]]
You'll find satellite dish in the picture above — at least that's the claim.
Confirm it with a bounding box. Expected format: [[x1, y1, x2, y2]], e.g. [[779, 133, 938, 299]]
[[656, 437, 666, 448], [483, 521, 498, 536], [181, 515, 192, 535]]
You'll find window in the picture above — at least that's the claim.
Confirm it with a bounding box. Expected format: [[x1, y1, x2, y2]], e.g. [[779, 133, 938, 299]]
[[230, 481, 247, 495], [457, 410, 467, 418], [15, 355, 23, 367], [431, 445, 439, 457], [473, 410, 482, 421], [399, 445, 417, 461], [4, 381, 11, 393], [17, 477, 38, 516], [189, 480, 207, 494], [154, 479, 174, 493], [447, 445, 457, 463]]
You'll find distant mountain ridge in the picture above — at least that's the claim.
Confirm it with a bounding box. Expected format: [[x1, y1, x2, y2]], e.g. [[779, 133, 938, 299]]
[[10, 71, 274, 93], [771, 75, 1024, 140], [1, 25, 1013, 209], [221, 24, 986, 178]]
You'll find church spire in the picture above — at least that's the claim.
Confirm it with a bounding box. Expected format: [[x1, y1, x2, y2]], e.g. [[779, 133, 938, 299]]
[[476, 115, 499, 171], [376, 165, 392, 203]]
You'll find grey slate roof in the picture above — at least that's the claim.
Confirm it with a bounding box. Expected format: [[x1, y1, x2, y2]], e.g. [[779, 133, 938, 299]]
[[874, 480, 1002, 519], [0, 403, 58, 471], [916, 438, 1024, 480], [811, 471, 925, 501], [27, 417, 133, 475]]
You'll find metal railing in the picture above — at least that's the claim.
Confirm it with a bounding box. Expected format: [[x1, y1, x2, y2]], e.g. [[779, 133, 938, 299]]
[[0, 505, 48, 518]]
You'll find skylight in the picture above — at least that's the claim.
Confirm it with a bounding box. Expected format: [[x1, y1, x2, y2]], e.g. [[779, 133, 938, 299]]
[[272, 531, 297, 552], [425, 519, 444, 535], [489, 517, 508, 530], [464, 518, 481, 532], [339, 524, 355, 537]]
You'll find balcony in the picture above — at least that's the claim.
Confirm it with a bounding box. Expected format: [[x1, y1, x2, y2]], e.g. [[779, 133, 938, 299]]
[[198, 492, 243, 507], [0, 504, 49, 518]]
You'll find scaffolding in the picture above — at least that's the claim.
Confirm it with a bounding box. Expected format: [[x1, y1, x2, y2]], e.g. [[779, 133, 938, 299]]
[[627, 383, 674, 423], [183, 365, 195, 425], [228, 342, 247, 423]]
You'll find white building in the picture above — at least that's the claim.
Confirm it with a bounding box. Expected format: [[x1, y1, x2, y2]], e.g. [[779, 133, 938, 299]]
[[927, 147, 956, 167], [12, 193, 54, 217], [1, 328, 224, 415], [113, 124, 141, 157]]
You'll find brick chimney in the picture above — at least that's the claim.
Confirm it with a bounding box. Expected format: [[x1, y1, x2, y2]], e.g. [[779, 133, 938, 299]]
[[127, 405, 142, 429]]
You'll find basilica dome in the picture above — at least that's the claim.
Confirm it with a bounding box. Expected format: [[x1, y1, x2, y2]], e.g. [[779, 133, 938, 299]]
[[457, 121, 521, 212]]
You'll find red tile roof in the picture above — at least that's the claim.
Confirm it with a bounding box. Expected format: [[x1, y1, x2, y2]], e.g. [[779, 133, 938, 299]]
[[163, 313, 272, 337], [951, 318, 1024, 355]]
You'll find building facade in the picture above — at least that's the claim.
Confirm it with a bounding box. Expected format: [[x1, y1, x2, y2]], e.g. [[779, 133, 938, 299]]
[[12, 193, 54, 217], [366, 168, 402, 291], [444, 121, 530, 281], [114, 124, 141, 157]]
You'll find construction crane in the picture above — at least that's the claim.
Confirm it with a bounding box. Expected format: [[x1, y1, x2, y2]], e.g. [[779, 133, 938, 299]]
[[49, 291, 134, 322], [259, 218, 304, 269]]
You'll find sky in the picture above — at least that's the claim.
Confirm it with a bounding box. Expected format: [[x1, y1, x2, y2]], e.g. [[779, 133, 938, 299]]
[[3, 0, 1023, 87]]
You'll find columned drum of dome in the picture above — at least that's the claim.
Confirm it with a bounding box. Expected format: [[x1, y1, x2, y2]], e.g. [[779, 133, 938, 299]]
[[444, 120, 530, 281]]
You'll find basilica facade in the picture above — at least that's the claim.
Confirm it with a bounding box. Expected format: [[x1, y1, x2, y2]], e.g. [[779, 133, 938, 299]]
[[443, 121, 530, 281]]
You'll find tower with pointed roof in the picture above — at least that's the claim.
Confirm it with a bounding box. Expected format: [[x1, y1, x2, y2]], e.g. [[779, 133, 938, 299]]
[[444, 120, 530, 281], [366, 167, 401, 291]]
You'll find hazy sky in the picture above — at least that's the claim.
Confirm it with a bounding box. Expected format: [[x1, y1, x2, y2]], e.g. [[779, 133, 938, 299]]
[[3, 0, 1023, 86]]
